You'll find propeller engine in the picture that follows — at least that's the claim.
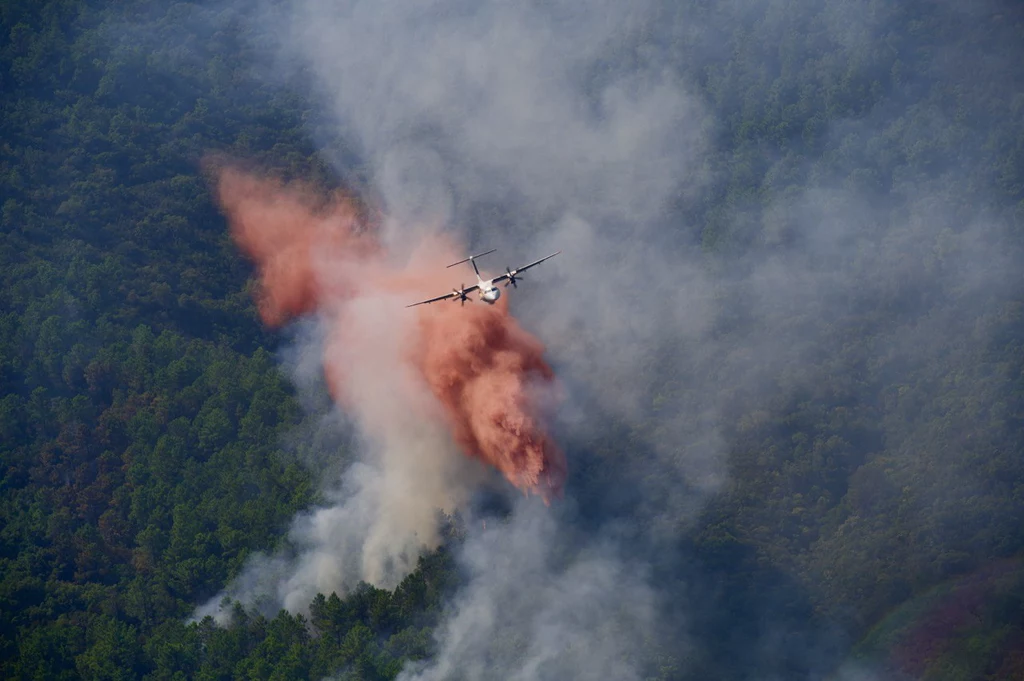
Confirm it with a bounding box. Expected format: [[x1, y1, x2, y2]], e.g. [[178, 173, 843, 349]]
[[504, 267, 521, 288], [452, 284, 472, 306]]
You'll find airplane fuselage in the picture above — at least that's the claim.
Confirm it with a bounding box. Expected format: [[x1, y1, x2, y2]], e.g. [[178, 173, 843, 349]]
[[477, 279, 501, 303]]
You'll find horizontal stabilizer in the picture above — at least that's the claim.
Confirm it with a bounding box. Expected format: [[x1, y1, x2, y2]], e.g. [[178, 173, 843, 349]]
[[446, 249, 496, 268]]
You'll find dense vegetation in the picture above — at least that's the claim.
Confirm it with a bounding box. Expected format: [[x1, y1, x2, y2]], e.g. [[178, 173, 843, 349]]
[[2, 1, 1022, 680]]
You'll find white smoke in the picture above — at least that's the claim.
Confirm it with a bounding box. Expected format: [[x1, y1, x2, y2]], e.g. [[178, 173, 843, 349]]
[[397, 503, 667, 681], [194, 290, 489, 624], [285, 0, 700, 227]]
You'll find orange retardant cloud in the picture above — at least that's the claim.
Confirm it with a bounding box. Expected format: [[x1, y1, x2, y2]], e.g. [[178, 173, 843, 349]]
[[212, 164, 566, 500]]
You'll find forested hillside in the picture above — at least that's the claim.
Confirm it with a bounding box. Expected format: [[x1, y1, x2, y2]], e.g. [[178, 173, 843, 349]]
[[2, 1, 1023, 680], [0, 2, 352, 677]]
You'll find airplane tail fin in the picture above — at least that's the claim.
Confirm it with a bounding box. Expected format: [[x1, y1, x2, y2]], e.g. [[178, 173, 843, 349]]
[[447, 249, 496, 276]]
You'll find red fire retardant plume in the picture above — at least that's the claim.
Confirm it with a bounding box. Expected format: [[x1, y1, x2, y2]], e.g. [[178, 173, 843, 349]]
[[213, 165, 566, 500]]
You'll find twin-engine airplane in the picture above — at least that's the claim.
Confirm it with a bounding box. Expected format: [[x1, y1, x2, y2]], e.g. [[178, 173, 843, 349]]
[[406, 248, 561, 308]]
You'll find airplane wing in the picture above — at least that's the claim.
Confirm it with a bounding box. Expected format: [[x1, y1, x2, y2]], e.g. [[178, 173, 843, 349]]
[[406, 284, 480, 307], [490, 250, 562, 285]]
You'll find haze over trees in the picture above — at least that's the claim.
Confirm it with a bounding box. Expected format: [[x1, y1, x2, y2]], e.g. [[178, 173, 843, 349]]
[[2, 1, 1023, 680]]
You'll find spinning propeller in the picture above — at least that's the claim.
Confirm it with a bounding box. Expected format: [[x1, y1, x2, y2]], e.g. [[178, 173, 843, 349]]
[[504, 267, 521, 288], [452, 284, 472, 306]]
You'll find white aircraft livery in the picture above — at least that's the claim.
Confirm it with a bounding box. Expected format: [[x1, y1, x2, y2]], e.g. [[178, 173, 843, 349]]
[[407, 248, 561, 308]]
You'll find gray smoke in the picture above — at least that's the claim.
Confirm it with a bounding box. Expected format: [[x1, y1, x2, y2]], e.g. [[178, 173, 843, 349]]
[[397, 503, 667, 681], [284, 0, 702, 228]]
